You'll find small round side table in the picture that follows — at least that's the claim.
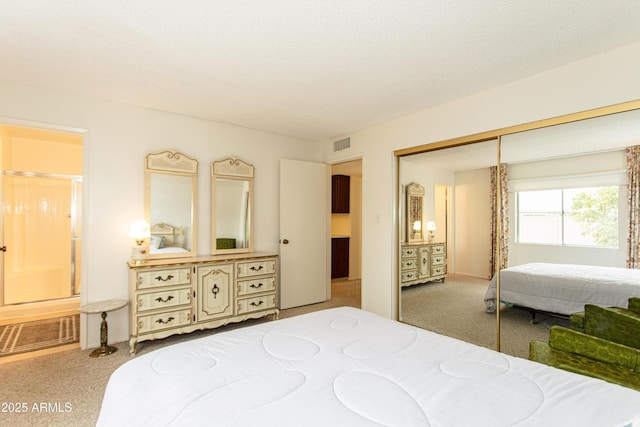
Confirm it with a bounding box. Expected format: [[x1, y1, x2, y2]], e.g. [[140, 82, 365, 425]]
[[80, 299, 128, 358]]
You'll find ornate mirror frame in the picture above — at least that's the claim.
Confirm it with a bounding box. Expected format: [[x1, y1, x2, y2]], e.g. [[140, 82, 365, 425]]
[[406, 182, 425, 243], [145, 149, 198, 260], [211, 157, 254, 255]]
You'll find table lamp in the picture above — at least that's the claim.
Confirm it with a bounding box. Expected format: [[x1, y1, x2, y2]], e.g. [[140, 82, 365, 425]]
[[130, 220, 150, 264], [426, 221, 436, 243]]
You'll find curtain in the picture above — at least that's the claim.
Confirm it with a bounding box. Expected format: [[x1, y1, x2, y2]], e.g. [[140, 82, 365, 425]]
[[626, 145, 640, 268], [489, 164, 509, 278]]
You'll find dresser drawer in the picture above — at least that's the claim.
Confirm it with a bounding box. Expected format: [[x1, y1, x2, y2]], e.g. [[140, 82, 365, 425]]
[[136, 267, 191, 290], [237, 294, 276, 315], [135, 286, 192, 313], [432, 255, 446, 266], [402, 271, 418, 283], [401, 247, 418, 258], [237, 277, 276, 297], [236, 258, 277, 278], [432, 265, 446, 276], [136, 308, 192, 334], [431, 245, 445, 255], [401, 259, 417, 270]]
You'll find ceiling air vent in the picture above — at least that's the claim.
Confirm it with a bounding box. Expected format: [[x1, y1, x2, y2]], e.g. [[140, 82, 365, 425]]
[[333, 137, 351, 152]]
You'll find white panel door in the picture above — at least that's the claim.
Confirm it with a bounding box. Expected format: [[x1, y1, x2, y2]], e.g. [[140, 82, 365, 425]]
[[279, 159, 328, 309]]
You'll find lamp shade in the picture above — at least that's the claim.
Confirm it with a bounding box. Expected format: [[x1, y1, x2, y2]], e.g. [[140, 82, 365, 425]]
[[426, 221, 436, 231], [412, 221, 422, 231], [130, 220, 150, 241]]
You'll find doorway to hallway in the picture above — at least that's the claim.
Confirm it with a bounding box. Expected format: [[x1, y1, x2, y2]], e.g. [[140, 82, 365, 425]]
[[330, 159, 362, 305]]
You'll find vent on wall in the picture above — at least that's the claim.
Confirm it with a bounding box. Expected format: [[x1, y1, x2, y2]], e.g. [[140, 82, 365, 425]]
[[333, 137, 351, 152]]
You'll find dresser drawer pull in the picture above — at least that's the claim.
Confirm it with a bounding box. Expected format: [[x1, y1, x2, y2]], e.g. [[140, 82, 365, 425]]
[[212, 284, 220, 298], [155, 316, 174, 325], [250, 265, 264, 272], [154, 274, 174, 282], [155, 295, 174, 303], [250, 300, 264, 307], [250, 283, 263, 289]]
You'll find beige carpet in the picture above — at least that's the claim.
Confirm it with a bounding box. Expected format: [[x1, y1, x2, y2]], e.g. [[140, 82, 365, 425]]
[[0, 314, 80, 358], [401, 273, 569, 358]]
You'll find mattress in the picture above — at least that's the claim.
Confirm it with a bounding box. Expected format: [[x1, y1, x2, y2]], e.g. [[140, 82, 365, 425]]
[[485, 263, 640, 315], [97, 306, 640, 426]]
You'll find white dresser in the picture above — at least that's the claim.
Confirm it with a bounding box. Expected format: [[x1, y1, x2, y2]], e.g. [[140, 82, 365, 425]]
[[128, 252, 278, 353], [400, 242, 446, 287]]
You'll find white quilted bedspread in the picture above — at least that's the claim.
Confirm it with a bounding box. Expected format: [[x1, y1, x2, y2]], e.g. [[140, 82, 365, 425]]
[[485, 263, 640, 315], [97, 307, 640, 426]]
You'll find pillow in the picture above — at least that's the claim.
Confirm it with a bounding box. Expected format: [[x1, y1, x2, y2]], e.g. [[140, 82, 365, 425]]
[[150, 235, 165, 250]]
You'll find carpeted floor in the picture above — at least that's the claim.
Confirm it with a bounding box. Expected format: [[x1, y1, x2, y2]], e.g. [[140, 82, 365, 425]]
[[401, 273, 569, 358], [0, 314, 80, 358]]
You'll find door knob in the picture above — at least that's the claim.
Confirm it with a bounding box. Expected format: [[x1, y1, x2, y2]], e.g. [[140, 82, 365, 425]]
[[280, 239, 289, 244]]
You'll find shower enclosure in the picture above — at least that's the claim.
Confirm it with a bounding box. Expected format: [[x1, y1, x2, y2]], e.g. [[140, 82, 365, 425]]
[[2, 171, 82, 306]]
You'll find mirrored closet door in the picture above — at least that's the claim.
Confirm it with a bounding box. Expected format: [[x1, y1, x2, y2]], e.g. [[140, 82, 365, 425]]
[[396, 100, 640, 358], [497, 108, 640, 356], [398, 140, 499, 350]]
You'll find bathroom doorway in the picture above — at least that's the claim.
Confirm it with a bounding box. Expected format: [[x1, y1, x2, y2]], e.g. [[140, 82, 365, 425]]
[[0, 124, 82, 320]]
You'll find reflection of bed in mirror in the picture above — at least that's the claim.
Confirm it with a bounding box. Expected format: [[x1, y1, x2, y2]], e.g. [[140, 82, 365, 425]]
[[97, 307, 640, 426], [484, 263, 640, 317], [149, 222, 189, 254]]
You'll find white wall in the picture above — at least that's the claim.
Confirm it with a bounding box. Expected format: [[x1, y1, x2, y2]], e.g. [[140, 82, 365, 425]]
[[453, 168, 492, 278], [327, 41, 640, 320], [0, 80, 324, 348]]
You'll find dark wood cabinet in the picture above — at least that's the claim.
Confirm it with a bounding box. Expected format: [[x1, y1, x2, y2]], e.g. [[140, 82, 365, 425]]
[[332, 175, 350, 213], [331, 237, 350, 279]]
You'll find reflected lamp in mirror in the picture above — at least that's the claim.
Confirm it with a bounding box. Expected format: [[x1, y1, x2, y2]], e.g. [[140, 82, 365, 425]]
[[211, 157, 254, 254], [426, 221, 436, 243], [412, 221, 422, 241], [130, 220, 150, 265]]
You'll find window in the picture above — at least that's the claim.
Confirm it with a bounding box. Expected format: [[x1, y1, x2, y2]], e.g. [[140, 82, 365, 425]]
[[516, 186, 618, 248]]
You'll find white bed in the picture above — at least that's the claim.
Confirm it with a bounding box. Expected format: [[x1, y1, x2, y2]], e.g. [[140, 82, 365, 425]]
[[485, 263, 640, 316], [149, 222, 189, 254], [97, 306, 640, 426]]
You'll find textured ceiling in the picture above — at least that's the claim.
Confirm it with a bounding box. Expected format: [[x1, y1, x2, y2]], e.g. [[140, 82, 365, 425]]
[[2, 1, 640, 142]]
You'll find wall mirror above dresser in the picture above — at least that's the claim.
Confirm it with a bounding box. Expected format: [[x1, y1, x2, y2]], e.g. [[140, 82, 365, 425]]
[[406, 182, 425, 243], [145, 149, 198, 259], [211, 157, 254, 255], [129, 154, 277, 354]]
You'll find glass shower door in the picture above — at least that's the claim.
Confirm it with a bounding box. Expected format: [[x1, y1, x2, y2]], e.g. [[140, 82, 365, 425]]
[[3, 173, 79, 305]]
